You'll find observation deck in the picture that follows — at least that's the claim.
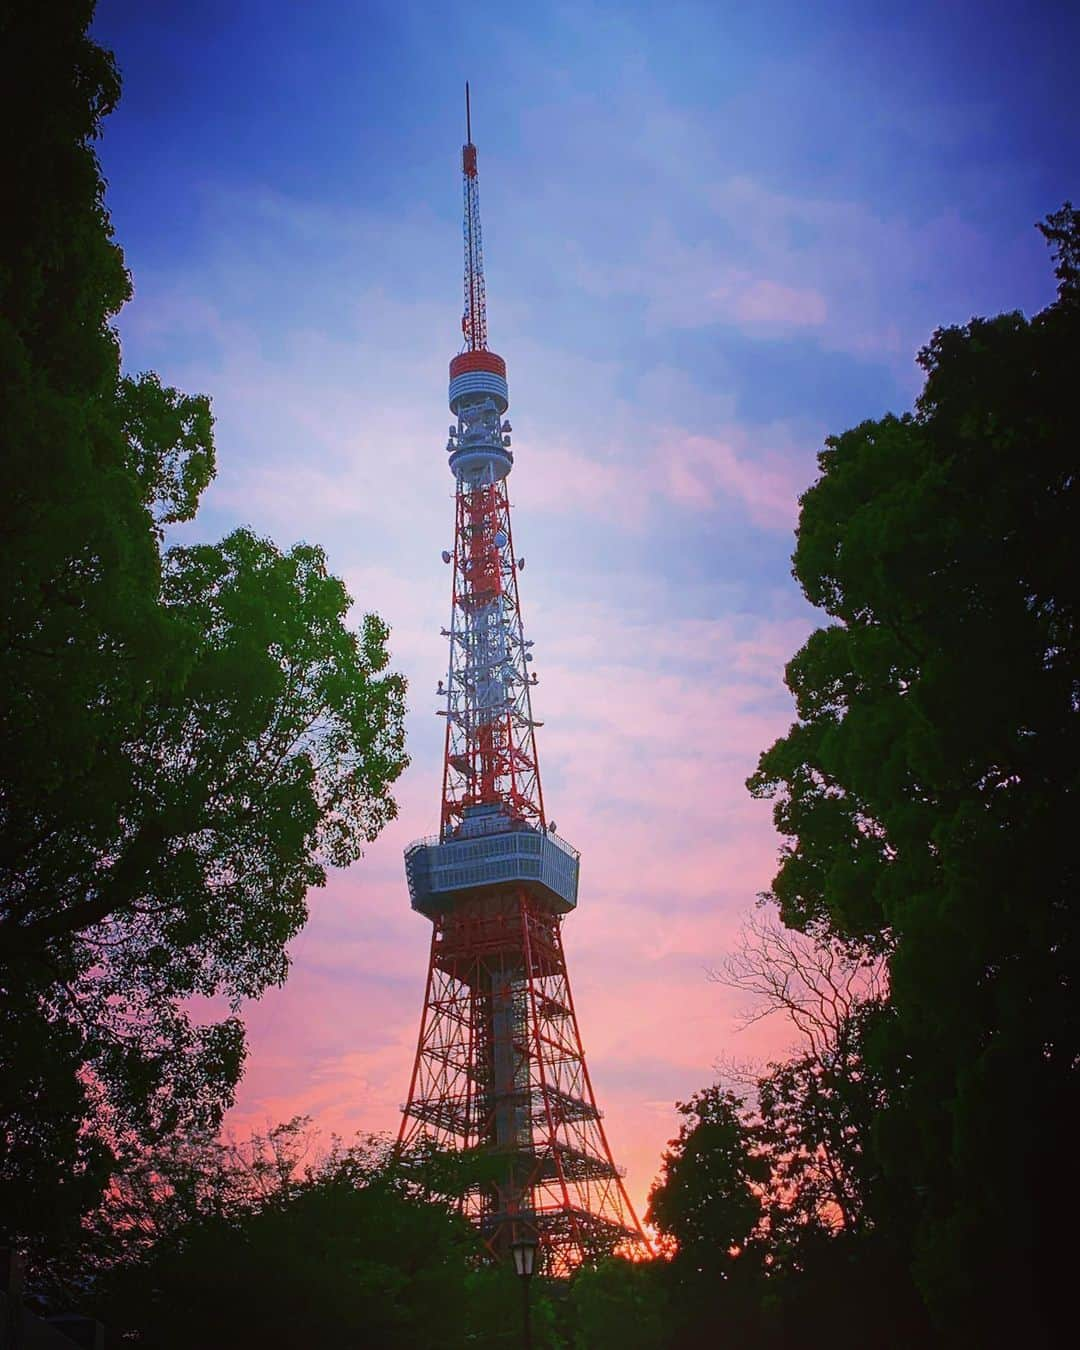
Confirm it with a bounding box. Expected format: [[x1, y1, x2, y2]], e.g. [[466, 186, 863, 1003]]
[[405, 807, 579, 918]]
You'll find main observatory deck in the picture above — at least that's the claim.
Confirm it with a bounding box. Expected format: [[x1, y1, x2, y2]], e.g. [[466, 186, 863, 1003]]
[[405, 810, 580, 917]]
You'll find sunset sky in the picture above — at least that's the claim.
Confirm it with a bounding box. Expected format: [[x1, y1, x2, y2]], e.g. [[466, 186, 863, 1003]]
[[93, 0, 1078, 1217]]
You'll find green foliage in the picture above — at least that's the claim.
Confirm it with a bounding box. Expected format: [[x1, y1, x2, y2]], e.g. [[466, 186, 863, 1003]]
[[90, 1124, 477, 1349], [83, 1122, 572, 1350], [118, 372, 216, 527], [461, 1265, 564, 1350], [0, 0, 407, 1260], [646, 1086, 767, 1272], [567, 1258, 669, 1350], [746, 207, 1080, 1340], [640, 1015, 931, 1347]]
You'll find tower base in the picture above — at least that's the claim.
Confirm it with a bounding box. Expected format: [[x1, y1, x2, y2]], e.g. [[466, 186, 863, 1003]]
[[399, 887, 649, 1276]]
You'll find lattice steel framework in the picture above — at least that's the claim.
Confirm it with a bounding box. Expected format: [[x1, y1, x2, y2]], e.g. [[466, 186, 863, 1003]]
[[401, 892, 647, 1276], [398, 90, 649, 1277], [440, 476, 544, 836]]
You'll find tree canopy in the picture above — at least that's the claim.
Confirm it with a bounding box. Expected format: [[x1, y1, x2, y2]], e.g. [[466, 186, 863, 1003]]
[[80, 1119, 568, 1350], [87, 1124, 470, 1350], [746, 203, 1080, 1341], [0, 0, 407, 1259]]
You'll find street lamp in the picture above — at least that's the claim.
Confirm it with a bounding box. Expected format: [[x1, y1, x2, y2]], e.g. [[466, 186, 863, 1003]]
[[510, 1234, 538, 1350]]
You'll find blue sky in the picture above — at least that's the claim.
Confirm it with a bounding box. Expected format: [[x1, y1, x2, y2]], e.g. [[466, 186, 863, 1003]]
[[91, 0, 1078, 1209]]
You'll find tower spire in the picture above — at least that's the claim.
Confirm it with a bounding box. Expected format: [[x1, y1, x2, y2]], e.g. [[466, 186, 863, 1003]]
[[461, 81, 487, 351], [398, 101, 651, 1278]]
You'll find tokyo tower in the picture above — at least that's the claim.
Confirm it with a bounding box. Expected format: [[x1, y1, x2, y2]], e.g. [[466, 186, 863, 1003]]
[[398, 87, 650, 1276]]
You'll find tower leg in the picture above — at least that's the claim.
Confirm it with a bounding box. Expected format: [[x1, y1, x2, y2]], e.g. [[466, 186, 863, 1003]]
[[399, 890, 649, 1274]]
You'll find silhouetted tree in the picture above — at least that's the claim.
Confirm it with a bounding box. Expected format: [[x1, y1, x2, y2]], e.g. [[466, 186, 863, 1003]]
[[84, 1120, 567, 1349], [89, 1124, 471, 1349], [644, 208, 1079, 1348], [565, 1257, 670, 1350], [711, 914, 888, 1243], [748, 204, 1080, 1343], [647, 1086, 766, 1272], [0, 0, 407, 1262]]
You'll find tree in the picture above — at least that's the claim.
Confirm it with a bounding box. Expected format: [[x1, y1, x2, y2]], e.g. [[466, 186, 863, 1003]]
[[646, 1086, 767, 1271], [82, 1121, 570, 1349], [648, 919, 904, 1344], [566, 1257, 669, 1350], [711, 913, 888, 1241], [0, 0, 407, 1259], [645, 1087, 769, 1346], [748, 207, 1080, 1342], [90, 1124, 479, 1350], [644, 1011, 927, 1345]]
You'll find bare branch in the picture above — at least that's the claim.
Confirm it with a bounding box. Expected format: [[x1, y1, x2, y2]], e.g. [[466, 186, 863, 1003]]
[[710, 910, 887, 1063]]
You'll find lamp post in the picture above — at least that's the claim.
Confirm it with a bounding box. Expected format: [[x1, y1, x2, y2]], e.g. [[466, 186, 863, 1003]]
[[510, 1234, 537, 1350]]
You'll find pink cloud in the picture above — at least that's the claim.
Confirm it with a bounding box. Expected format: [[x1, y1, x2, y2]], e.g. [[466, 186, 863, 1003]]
[[511, 425, 806, 532], [658, 431, 803, 528], [730, 277, 828, 326], [569, 227, 829, 337]]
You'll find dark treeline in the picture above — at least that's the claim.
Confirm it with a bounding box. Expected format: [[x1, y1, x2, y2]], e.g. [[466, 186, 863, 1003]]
[[3, 3, 1077, 1347]]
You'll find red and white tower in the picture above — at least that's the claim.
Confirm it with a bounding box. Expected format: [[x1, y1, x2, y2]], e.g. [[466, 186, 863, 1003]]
[[398, 89, 649, 1276]]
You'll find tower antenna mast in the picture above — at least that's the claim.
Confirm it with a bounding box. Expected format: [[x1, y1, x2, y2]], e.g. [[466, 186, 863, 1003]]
[[461, 82, 487, 351]]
